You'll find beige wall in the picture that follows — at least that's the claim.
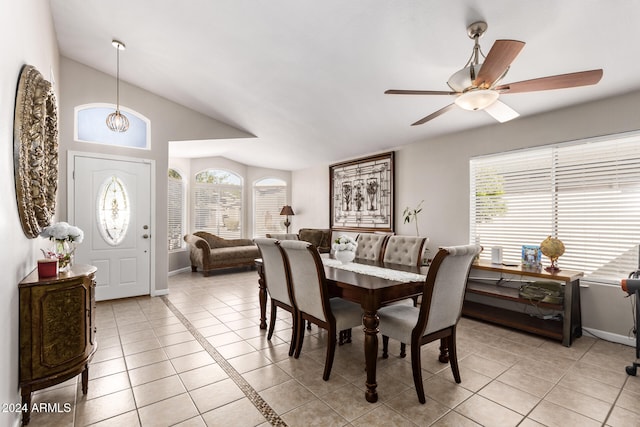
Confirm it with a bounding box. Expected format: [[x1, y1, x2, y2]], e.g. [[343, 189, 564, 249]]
[[57, 58, 254, 291], [1, 0, 60, 423], [292, 90, 640, 343]]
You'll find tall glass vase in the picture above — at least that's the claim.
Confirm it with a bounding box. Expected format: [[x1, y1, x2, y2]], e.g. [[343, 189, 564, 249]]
[[53, 240, 73, 273]]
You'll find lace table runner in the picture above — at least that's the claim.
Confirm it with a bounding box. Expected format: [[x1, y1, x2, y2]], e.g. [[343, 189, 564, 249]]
[[322, 257, 426, 283]]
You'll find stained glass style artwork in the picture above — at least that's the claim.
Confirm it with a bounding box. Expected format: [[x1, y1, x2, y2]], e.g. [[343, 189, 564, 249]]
[[330, 152, 394, 232], [97, 175, 130, 245]]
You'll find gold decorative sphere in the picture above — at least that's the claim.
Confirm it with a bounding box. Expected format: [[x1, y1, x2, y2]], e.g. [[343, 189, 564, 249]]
[[540, 236, 565, 271]]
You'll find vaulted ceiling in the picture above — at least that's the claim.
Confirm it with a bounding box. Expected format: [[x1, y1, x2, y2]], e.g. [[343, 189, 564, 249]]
[[50, 1, 640, 170]]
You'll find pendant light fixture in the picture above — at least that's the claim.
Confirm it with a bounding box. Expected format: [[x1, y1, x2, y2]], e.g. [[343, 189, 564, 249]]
[[106, 39, 129, 132]]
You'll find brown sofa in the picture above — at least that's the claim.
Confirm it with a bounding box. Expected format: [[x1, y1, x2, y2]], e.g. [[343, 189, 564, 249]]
[[267, 228, 331, 253], [184, 231, 260, 276]]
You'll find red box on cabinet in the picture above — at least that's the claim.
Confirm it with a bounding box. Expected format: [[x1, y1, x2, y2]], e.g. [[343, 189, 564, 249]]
[[37, 259, 58, 278]]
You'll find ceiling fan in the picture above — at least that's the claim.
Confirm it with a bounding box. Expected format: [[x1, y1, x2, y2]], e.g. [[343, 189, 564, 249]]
[[385, 21, 603, 126]]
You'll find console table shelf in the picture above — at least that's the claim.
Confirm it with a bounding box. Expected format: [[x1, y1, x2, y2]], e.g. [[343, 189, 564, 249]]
[[462, 300, 563, 341], [463, 260, 583, 347], [466, 281, 563, 311]]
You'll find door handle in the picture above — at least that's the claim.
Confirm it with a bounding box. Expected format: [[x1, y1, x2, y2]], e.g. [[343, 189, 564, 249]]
[[142, 234, 150, 239]]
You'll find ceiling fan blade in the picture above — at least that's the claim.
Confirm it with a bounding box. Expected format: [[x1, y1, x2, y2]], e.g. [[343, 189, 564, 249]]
[[484, 100, 519, 123], [385, 89, 457, 95], [473, 39, 525, 88], [411, 103, 457, 126], [495, 69, 603, 94]]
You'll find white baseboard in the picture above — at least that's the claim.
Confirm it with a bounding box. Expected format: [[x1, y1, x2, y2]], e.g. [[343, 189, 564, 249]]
[[151, 289, 169, 297], [168, 267, 191, 277], [582, 327, 636, 347]]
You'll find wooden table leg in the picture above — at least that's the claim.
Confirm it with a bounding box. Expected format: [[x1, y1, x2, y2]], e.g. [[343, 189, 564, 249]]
[[363, 309, 379, 403], [257, 263, 267, 329], [438, 337, 450, 363]]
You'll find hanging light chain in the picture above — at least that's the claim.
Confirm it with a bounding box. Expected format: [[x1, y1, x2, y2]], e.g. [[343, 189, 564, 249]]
[[106, 39, 129, 132]]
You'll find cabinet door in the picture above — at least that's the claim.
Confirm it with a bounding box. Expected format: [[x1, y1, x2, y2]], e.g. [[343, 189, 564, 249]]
[[31, 281, 89, 378]]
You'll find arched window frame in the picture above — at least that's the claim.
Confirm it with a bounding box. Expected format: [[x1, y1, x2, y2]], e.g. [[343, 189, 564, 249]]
[[74, 103, 151, 149]]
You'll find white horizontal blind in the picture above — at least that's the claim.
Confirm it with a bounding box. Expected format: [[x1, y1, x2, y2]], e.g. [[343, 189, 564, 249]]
[[471, 132, 640, 283], [193, 172, 243, 239], [254, 179, 287, 237], [167, 170, 185, 250], [471, 147, 554, 264]]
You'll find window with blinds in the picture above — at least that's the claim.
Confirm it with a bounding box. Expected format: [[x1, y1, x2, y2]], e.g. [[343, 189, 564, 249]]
[[194, 169, 243, 239], [254, 178, 287, 237], [168, 169, 185, 251], [471, 131, 640, 284]]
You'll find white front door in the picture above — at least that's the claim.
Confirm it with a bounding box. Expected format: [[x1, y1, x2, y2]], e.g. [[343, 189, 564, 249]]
[[72, 155, 152, 301]]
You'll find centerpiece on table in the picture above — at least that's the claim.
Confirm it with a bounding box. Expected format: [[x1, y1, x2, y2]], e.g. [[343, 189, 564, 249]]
[[40, 222, 84, 272], [332, 235, 357, 264]]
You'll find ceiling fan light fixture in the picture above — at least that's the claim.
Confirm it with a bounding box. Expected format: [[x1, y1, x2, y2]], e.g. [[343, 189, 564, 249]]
[[455, 89, 499, 111], [447, 64, 482, 92]]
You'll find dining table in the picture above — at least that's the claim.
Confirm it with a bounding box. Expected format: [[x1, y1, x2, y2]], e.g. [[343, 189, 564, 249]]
[[256, 254, 431, 403]]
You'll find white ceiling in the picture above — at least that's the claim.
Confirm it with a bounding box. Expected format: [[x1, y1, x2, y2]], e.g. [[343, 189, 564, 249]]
[[50, 0, 640, 171]]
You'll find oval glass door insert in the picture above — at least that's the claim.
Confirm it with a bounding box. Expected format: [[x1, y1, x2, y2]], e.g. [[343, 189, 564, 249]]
[[97, 175, 130, 245]]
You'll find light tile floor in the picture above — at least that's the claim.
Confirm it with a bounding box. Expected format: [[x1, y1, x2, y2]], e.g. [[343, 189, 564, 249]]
[[25, 269, 640, 426]]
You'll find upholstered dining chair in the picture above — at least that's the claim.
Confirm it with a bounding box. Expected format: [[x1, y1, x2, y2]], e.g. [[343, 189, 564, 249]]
[[382, 235, 429, 309], [254, 238, 297, 356], [378, 244, 482, 403], [382, 235, 428, 267], [278, 240, 364, 381], [355, 233, 389, 262]]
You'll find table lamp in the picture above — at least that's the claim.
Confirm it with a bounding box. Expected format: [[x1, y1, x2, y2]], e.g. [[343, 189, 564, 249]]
[[280, 205, 295, 233]]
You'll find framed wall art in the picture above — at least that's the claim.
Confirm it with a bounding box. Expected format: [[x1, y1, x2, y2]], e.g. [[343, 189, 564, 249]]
[[330, 152, 394, 232], [14, 64, 59, 238]]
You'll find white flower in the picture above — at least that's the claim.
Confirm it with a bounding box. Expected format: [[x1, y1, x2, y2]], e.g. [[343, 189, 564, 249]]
[[68, 226, 84, 243], [332, 235, 357, 252], [40, 222, 85, 243]]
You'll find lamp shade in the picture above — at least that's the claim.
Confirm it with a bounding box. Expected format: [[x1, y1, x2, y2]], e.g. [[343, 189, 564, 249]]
[[280, 206, 295, 216]]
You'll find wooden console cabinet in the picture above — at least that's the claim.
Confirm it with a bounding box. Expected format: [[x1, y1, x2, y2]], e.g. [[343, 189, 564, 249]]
[[19, 264, 97, 425], [463, 260, 583, 347]]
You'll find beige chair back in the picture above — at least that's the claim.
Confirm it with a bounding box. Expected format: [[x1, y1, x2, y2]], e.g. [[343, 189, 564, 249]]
[[254, 238, 291, 306], [382, 236, 427, 267], [355, 233, 388, 262], [418, 245, 482, 336], [279, 240, 329, 323]]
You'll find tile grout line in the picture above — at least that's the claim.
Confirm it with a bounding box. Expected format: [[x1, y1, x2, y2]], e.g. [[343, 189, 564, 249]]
[[161, 295, 288, 427]]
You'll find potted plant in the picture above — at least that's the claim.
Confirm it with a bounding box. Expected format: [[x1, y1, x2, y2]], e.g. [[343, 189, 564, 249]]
[[403, 200, 430, 265], [403, 200, 424, 236]]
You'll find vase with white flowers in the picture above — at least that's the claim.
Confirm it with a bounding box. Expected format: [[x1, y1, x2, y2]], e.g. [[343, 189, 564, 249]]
[[40, 222, 84, 272], [332, 235, 357, 264]]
